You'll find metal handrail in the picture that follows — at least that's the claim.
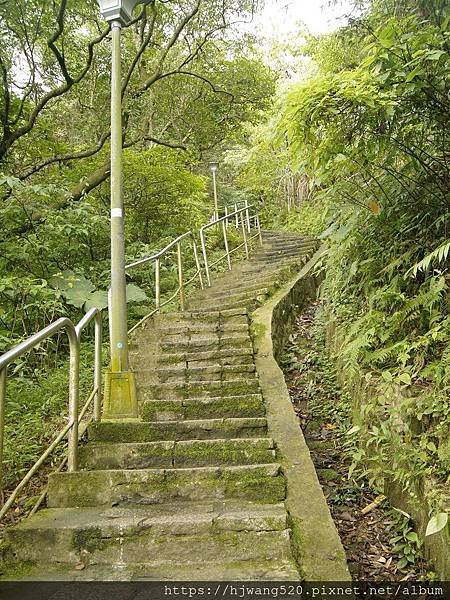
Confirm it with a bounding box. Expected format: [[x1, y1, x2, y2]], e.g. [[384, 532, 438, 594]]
[[125, 231, 194, 270], [0, 308, 102, 521], [126, 231, 204, 334], [200, 203, 262, 287], [0, 200, 261, 522]]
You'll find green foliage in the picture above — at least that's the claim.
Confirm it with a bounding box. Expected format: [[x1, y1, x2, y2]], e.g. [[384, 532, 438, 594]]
[[236, 0, 449, 528], [388, 510, 423, 570], [2, 343, 98, 489]]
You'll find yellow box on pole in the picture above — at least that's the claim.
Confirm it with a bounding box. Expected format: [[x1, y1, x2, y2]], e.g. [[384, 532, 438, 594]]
[[103, 371, 138, 419]]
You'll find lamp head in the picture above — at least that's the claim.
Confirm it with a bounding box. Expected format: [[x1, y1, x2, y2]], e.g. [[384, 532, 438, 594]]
[[97, 0, 142, 25], [209, 161, 218, 172]]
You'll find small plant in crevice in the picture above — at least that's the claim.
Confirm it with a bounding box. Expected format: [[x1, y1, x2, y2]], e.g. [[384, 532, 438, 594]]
[[387, 510, 423, 572]]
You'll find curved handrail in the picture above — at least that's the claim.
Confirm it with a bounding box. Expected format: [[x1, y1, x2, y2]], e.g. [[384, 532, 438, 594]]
[[0, 310, 103, 521], [125, 231, 194, 271], [75, 308, 102, 422]]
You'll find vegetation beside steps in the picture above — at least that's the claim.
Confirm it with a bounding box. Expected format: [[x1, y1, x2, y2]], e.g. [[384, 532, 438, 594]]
[[0, 230, 347, 581]]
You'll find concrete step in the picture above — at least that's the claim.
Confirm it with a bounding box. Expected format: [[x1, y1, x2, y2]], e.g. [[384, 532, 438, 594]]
[[196, 288, 269, 302], [155, 322, 249, 336], [157, 347, 254, 367], [141, 394, 265, 421], [79, 438, 276, 470], [189, 292, 269, 311], [159, 334, 251, 353], [5, 502, 291, 567], [138, 378, 260, 401], [157, 308, 248, 322], [154, 363, 257, 383], [191, 302, 252, 313], [204, 284, 272, 299], [6, 558, 300, 581], [47, 464, 285, 507], [89, 417, 268, 442]]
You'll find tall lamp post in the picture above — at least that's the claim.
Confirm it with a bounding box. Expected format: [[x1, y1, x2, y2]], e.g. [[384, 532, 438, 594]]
[[97, 0, 141, 418], [209, 162, 219, 221]]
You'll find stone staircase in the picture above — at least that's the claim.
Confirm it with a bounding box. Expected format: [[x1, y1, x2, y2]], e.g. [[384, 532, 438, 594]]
[[2, 231, 319, 581]]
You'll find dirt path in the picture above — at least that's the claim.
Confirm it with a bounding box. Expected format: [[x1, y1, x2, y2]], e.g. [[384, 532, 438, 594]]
[[281, 302, 428, 581]]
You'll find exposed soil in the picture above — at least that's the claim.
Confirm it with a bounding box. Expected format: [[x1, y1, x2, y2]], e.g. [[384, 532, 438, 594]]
[[281, 302, 428, 581]]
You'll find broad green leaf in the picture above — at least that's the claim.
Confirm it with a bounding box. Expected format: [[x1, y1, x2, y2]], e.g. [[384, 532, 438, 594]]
[[425, 513, 448, 537], [398, 372, 411, 385], [84, 290, 109, 311], [126, 284, 148, 303]]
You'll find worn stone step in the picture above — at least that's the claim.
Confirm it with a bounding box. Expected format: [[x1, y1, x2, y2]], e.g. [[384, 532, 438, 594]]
[[6, 558, 300, 581], [154, 363, 257, 383], [191, 301, 255, 313], [157, 308, 248, 322], [155, 322, 249, 336], [157, 347, 254, 367], [89, 417, 268, 442], [79, 438, 276, 470], [204, 284, 273, 298], [47, 464, 285, 507], [139, 378, 260, 401], [141, 394, 265, 421], [199, 287, 269, 302], [160, 334, 251, 353], [189, 294, 267, 311], [5, 501, 290, 567], [131, 558, 300, 581]]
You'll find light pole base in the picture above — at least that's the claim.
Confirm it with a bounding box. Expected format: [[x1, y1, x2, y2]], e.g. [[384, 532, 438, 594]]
[[103, 370, 138, 419]]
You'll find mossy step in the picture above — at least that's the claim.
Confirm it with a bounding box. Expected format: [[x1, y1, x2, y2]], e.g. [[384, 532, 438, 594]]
[[89, 417, 268, 442], [204, 284, 274, 298], [79, 438, 275, 470], [158, 308, 247, 322], [157, 347, 254, 367], [251, 255, 309, 266], [198, 288, 269, 303], [191, 301, 254, 313], [154, 364, 257, 383], [5, 502, 290, 567], [188, 295, 267, 312], [138, 378, 260, 400], [141, 394, 265, 421], [156, 322, 249, 336], [47, 464, 285, 507], [254, 247, 315, 257], [3, 558, 300, 581], [160, 335, 252, 353]]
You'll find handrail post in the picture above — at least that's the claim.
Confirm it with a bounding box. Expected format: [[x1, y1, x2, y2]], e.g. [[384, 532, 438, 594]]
[[234, 203, 238, 228], [200, 229, 211, 287], [177, 241, 185, 311], [241, 214, 249, 259], [155, 258, 161, 311], [94, 313, 102, 422], [245, 199, 251, 233], [222, 219, 232, 271], [0, 368, 5, 493], [193, 239, 204, 289], [67, 330, 80, 472], [257, 214, 263, 245], [224, 206, 229, 229]]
